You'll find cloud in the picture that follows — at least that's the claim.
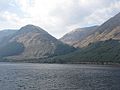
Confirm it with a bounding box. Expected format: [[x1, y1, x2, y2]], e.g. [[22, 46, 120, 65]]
[[0, 0, 120, 38], [81, 0, 120, 26]]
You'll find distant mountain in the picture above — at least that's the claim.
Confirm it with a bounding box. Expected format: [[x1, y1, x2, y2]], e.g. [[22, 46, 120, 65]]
[[60, 26, 98, 47], [0, 29, 17, 42], [0, 24, 75, 60], [75, 12, 120, 47]]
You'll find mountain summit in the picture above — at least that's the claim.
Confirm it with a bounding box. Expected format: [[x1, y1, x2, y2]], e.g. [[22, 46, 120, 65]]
[[18, 24, 47, 33], [0, 24, 75, 60]]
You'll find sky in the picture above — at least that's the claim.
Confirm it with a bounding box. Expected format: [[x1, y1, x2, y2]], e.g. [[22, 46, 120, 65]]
[[0, 0, 120, 38]]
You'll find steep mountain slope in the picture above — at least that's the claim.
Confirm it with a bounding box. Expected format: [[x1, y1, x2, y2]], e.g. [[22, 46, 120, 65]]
[[0, 29, 17, 42], [60, 26, 98, 47], [75, 12, 120, 47], [47, 39, 120, 63], [0, 24, 75, 60], [42, 12, 120, 64]]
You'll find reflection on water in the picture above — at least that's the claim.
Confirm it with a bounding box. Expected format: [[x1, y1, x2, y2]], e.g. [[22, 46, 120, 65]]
[[0, 63, 119, 90]]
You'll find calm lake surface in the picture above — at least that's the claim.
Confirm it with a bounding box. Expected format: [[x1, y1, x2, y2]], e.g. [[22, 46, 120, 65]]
[[0, 63, 119, 90]]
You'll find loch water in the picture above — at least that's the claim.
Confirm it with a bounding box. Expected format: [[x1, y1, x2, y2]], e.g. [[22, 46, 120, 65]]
[[0, 63, 119, 90]]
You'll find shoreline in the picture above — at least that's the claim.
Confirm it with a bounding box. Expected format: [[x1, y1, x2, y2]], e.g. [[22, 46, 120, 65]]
[[0, 60, 120, 66]]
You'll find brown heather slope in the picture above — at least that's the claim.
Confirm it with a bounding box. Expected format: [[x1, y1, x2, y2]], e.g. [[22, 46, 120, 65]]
[[0, 24, 75, 60], [75, 12, 120, 48], [60, 26, 98, 47]]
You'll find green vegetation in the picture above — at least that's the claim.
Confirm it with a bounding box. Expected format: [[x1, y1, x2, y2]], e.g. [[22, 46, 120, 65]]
[[1, 39, 120, 64], [46, 39, 120, 64], [53, 43, 76, 56]]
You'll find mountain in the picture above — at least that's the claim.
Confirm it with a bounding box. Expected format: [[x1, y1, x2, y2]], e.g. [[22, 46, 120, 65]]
[[0, 29, 17, 42], [43, 12, 120, 64], [0, 24, 75, 60], [60, 26, 98, 47], [47, 39, 120, 64], [75, 12, 120, 48], [1, 12, 120, 63]]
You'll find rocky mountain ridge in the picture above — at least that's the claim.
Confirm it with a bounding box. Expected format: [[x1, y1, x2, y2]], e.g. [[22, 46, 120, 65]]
[[0, 24, 75, 60]]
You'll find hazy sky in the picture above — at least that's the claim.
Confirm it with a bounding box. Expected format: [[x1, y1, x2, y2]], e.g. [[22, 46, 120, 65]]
[[0, 0, 120, 38]]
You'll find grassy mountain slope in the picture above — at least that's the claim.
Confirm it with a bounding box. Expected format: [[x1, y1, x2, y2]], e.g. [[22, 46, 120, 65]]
[[75, 12, 120, 48], [47, 39, 120, 63]]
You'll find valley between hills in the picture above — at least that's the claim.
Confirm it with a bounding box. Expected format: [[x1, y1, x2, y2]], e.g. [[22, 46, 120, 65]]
[[0, 12, 120, 64]]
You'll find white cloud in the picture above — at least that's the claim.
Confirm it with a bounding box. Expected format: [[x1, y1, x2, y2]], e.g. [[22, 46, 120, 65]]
[[0, 0, 120, 38], [82, 0, 120, 26]]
